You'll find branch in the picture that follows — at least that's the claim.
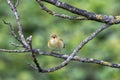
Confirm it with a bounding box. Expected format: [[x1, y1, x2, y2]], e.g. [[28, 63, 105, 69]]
[[36, 0, 87, 20], [3, 20, 22, 44], [38, 0, 120, 24], [28, 35, 44, 72], [72, 24, 110, 56], [4, 0, 120, 74], [33, 49, 120, 68], [1, 48, 120, 68], [6, 0, 28, 48], [0, 49, 29, 53], [14, 0, 20, 7], [9, 41, 23, 47]]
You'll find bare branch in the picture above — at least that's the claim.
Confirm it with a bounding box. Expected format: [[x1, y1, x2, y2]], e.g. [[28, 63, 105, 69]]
[[28, 36, 44, 72], [9, 41, 23, 47], [34, 50, 120, 68], [39, 0, 120, 24], [3, 20, 22, 43], [1, 48, 120, 68], [36, 0, 87, 20], [72, 24, 111, 57], [0, 49, 29, 53], [15, 0, 20, 7], [6, 0, 28, 47]]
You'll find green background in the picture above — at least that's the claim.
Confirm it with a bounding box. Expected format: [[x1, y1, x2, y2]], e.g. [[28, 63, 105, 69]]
[[0, 0, 120, 80]]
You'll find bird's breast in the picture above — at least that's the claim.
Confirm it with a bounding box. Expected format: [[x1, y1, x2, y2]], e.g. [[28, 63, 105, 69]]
[[50, 39, 58, 45]]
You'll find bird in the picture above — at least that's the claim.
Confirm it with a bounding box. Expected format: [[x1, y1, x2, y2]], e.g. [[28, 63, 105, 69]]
[[48, 33, 65, 52]]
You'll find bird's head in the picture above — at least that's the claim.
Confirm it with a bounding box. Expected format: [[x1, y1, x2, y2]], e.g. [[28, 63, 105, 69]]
[[50, 33, 58, 38]]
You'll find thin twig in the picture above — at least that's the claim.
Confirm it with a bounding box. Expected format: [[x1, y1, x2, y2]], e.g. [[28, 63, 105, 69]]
[[3, 20, 23, 44], [9, 41, 23, 47], [0, 49, 29, 53], [36, 0, 87, 20], [6, 0, 28, 48], [15, 0, 20, 7]]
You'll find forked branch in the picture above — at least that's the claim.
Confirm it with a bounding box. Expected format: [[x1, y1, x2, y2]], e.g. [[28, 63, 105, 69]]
[[37, 0, 120, 24], [2, 0, 120, 73]]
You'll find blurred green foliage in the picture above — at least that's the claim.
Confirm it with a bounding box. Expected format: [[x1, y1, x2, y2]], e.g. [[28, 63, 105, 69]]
[[0, 0, 120, 80]]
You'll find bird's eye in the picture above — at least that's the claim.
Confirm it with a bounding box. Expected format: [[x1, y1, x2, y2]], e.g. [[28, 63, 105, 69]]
[[53, 36, 55, 38]]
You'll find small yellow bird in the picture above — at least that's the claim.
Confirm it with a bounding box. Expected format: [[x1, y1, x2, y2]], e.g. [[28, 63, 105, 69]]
[[48, 33, 65, 52]]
